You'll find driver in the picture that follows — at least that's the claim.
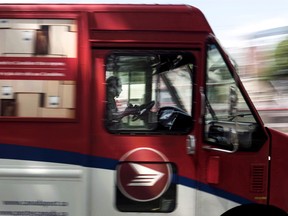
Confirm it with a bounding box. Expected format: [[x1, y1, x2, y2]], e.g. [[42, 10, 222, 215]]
[[105, 76, 140, 129]]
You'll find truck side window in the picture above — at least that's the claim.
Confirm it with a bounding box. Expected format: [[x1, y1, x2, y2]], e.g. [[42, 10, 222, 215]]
[[105, 51, 194, 133], [204, 44, 267, 151], [0, 19, 77, 119]]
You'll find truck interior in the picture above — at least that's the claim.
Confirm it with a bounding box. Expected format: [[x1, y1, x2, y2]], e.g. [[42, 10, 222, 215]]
[[105, 51, 194, 133]]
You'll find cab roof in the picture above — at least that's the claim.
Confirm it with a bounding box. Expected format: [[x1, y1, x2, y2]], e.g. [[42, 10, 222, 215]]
[[0, 4, 213, 33]]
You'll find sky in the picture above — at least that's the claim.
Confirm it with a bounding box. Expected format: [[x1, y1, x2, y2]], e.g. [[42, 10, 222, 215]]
[[1, 0, 288, 48], [191, 0, 288, 47]]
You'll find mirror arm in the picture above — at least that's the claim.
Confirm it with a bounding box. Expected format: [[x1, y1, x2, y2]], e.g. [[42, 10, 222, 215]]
[[203, 142, 239, 153], [200, 87, 205, 116]]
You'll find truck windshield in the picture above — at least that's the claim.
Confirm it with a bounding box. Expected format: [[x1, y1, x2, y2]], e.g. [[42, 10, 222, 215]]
[[206, 44, 256, 123], [204, 44, 268, 152]]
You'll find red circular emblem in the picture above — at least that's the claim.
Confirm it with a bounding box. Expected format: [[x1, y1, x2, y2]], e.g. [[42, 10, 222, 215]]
[[117, 148, 172, 202]]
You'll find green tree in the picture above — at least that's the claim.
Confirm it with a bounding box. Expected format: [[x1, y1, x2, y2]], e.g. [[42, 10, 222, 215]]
[[275, 38, 288, 72], [271, 37, 288, 77]]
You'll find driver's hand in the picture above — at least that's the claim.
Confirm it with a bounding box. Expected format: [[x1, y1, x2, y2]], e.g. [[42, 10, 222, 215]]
[[124, 104, 140, 115], [127, 103, 133, 108], [126, 103, 139, 110]]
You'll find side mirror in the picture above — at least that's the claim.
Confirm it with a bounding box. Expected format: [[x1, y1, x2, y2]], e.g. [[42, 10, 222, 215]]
[[203, 86, 240, 153]]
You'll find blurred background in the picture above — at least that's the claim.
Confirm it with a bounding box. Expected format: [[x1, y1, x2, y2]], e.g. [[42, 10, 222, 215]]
[[2, 0, 288, 132], [193, 0, 288, 133]]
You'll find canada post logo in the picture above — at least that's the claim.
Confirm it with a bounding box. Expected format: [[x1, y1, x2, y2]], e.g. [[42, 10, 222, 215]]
[[117, 148, 172, 202], [127, 163, 164, 187]]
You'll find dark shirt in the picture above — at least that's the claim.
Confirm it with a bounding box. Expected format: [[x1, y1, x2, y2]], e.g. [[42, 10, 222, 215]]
[[106, 92, 122, 129]]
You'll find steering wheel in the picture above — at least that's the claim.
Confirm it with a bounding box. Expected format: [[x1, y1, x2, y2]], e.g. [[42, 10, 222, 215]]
[[132, 101, 155, 121]]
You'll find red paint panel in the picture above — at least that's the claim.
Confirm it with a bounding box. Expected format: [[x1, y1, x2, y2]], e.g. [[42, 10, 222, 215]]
[[207, 156, 220, 184], [0, 57, 77, 80]]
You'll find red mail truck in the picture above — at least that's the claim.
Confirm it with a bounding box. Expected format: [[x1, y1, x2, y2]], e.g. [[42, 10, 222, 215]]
[[0, 4, 286, 216]]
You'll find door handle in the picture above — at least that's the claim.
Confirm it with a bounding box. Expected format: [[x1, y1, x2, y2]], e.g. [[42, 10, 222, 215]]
[[187, 135, 196, 155]]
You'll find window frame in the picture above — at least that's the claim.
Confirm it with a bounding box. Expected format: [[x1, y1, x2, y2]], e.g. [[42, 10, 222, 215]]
[[0, 16, 80, 122], [104, 50, 196, 135]]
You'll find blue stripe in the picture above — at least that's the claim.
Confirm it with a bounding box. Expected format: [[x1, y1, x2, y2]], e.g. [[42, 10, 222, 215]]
[[0, 143, 118, 170], [0, 143, 252, 204]]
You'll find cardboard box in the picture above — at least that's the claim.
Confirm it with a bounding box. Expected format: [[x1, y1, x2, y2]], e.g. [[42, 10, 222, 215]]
[[1, 99, 16, 116], [45, 80, 60, 95], [15, 80, 44, 93], [61, 84, 75, 108], [49, 25, 77, 57], [0, 30, 5, 55], [5, 29, 36, 55], [44, 81, 61, 107], [61, 80, 75, 85], [0, 19, 10, 28], [16, 93, 40, 117], [40, 108, 75, 118], [10, 19, 38, 30], [42, 19, 75, 26], [65, 31, 77, 58], [0, 80, 15, 99], [49, 26, 67, 56]]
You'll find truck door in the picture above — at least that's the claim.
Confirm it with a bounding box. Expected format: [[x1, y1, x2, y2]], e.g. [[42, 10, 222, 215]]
[[197, 39, 270, 215], [91, 50, 201, 215]]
